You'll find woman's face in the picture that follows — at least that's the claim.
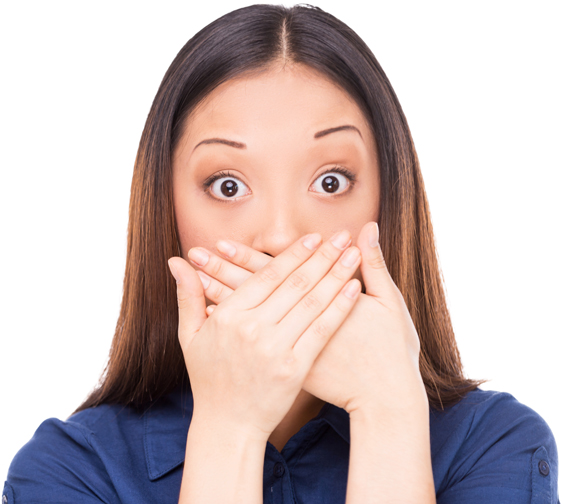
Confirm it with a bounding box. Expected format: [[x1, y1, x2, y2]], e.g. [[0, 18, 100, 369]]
[[172, 64, 380, 288]]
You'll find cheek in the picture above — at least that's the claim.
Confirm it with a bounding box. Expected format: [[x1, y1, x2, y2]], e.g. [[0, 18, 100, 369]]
[[173, 169, 255, 255], [174, 192, 252, 257], [314, 195, 378, 244], [174, 190, 216, 257]]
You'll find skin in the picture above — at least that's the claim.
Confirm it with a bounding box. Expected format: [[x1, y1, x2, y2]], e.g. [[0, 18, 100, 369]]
[[169, 62, 435, 502], [172, 63, 380, 450]]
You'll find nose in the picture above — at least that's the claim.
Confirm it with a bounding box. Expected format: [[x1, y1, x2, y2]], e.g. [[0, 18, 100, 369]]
[[250, 203, 308, 258]]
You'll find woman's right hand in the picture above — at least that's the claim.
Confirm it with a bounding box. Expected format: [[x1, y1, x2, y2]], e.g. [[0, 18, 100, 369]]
[[167, 230, 362, 444]]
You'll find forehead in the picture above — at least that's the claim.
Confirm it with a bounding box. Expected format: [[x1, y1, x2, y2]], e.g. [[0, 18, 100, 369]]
[[180, 64, 373, 149]]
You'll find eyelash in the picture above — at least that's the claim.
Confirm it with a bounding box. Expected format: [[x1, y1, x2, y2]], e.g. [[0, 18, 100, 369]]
[[202, 170, 245, 204], [202, 166, 357, 202], [202, 170, 238, 190], [312, 166, 357, 196]]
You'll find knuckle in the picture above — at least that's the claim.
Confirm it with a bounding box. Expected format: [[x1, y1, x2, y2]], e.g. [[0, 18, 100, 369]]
[[367, 253, 387, 270], [238, 248, 253, 267], [208, 258, 224, 278], [287, 271, 310, 291], [275, 357, 298, 382], [274, 364, 293, 382], [301, 292, 322, 311], [210, 282, 226, 302], [318, 245, 336, 262], [311, 319, 332, 339], [259, 342, 298, 381], [176, 293, 190, 311], [333, 294, 351, 313], [239, 319, 260, 342], [329, 265, 348, 282], [289, 245, 307, 261], [259, 339, 278, 360], [212, 306, 234, 327], [256, 264, 281, 284]]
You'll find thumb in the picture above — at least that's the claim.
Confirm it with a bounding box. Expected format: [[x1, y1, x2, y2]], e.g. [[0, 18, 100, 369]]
[[168, 256, 207, 348], [357, 222, 396, 298]]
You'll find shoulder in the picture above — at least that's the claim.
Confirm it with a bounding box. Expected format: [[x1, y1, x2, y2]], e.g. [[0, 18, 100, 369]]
[[4, 403, 147, 503], [431, 388, 556, 453], [431, 388, 559, 503]]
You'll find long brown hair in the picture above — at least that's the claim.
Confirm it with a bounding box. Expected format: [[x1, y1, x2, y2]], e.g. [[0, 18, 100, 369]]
[[76, 4, 483, 413]]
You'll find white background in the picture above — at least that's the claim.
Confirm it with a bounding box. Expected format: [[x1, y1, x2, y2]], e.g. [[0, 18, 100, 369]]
[[1, 0, 561, 485]]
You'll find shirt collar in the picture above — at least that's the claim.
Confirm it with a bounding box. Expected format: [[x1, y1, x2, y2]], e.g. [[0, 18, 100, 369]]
[[143, 386, 194, 481], [316, 400, 351, 444], [143, 386, 350, 481]]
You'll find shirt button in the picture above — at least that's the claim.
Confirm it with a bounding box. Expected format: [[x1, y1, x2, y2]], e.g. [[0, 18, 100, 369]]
[[273, 462, 285, 478], [538, 460, 550, 476]]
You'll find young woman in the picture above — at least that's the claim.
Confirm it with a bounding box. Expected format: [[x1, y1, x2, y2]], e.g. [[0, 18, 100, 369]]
[[4, 4, 559, 504]]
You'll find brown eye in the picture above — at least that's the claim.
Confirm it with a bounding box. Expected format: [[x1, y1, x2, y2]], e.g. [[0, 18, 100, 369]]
[[221, 180, 238, 196], [209, 175, 250, 200], [310, 172, 350, 195], [322, 175, 339, 193]]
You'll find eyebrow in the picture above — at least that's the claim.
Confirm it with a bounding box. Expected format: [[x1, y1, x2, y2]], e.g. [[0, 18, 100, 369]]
[[192, 124, 362, 152], [193, 138, 247, 151], [314, 124, 363, 140]]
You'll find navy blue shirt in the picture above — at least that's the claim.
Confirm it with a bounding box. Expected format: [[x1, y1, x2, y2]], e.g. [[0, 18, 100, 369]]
[[4, 387, 559, 503]]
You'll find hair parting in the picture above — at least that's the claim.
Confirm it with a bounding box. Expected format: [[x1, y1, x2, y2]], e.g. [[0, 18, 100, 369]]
[[75, 4, 484, 414]]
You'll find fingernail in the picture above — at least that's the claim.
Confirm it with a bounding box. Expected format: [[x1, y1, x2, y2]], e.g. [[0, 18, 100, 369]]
[[168, 259, 180, 284], [330, 230, 352, 250], [207, 305, 216, 314], [197, 271, 210, 289], [341, 247, 360, 267], [216, 240, 237, 258], [369, 223, 379, 248], [344, 280, 361, 299], [303, 233, 322, 250], [188, 247, 209, 267]]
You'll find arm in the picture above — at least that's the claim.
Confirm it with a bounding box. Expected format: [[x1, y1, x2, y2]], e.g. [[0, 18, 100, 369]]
[[189, 223, 438, 502], [179, 413, 267, 504], [346, 401, 435, 504], [169, 231, 361, 504]]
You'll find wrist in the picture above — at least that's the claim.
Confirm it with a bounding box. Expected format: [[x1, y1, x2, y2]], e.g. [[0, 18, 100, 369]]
[[189, 411, 270, 449], [348, 387, 429, 425], [346, 396, 435, 503], [181, 414, 267, 503]]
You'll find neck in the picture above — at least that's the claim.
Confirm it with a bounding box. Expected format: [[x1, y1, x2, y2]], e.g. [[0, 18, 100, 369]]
[[268, 390, 326, 451]]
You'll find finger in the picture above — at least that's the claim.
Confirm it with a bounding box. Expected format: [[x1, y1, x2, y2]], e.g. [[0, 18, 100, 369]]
[[206, 304, 217, 316], [277, 245, 361, 338], [196, 270, 234, 305], [225, 232, 323, 309], [167, 257, 207, 348], [187, 246, 253, 290], [356, 222, 397, 298], [216, 239, 273, 273], [257, 230, 352, 322], [292, 278, 361, 369]]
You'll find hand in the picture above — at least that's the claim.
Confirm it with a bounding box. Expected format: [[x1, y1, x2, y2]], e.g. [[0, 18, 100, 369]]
[[167, 231, 363, 443], [190, 222, 428, 417]]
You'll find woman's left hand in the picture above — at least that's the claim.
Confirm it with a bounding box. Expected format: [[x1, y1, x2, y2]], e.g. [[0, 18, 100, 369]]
[[188, 221, 428, 417]]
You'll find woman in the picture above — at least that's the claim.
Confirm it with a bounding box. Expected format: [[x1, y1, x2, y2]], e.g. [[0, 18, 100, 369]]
[[4, 4, 558, 503]]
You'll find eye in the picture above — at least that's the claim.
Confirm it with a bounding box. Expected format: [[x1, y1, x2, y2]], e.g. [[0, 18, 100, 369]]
[[205, 171, 251, 201], [310, 167, 355, 195]]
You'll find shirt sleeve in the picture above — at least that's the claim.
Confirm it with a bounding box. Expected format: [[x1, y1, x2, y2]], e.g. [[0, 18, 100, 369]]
[[437, 392, 559, 504], [4, 418, 116, 504]]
